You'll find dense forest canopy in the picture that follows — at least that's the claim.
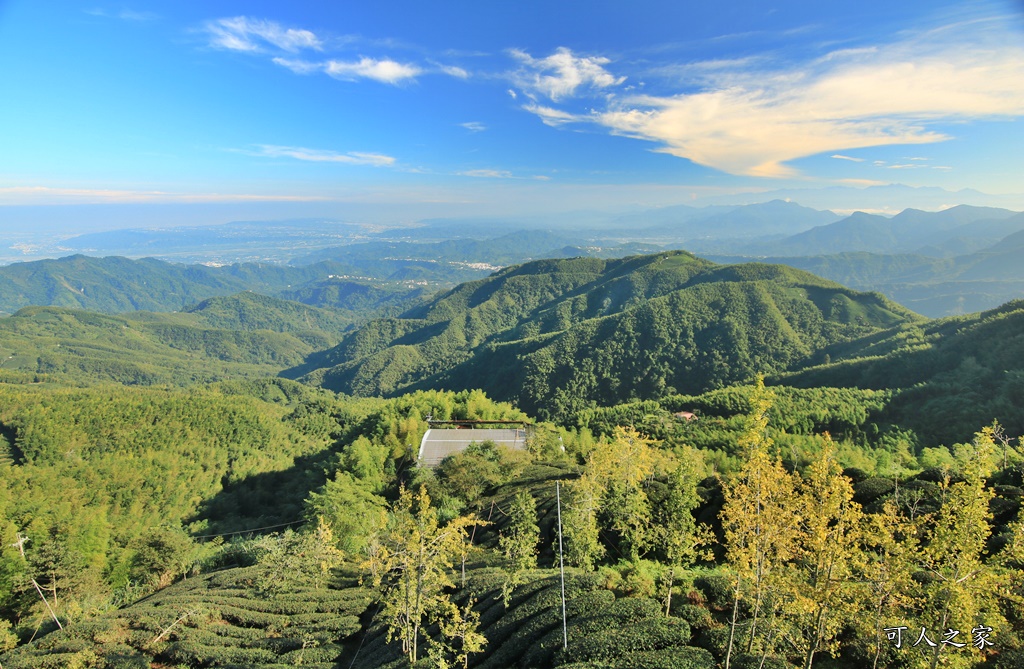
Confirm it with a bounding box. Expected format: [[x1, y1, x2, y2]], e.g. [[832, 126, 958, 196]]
[[0, 248, 1022, 668]]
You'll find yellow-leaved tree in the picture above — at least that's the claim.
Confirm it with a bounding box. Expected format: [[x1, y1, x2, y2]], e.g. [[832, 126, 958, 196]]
[[720, 379, 801, 669], [784, 437, 866, 669], [366, 485, 484, 666], [910, 427, 1006, 669]]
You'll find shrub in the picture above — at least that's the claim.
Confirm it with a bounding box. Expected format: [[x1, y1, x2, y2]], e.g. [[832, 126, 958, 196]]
[[557, 617, 692, 664], [606, 646, 715, 669], [693, 572, 734, 611], [673, 603, 714, 630]]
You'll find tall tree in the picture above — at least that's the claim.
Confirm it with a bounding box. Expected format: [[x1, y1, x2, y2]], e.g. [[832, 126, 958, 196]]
[[498, 489, 539, 606], [720, 379, 800, 669], [912, 428, 1005, 669], [655, 452, 710, 616], [785, 438, 866, 669], [366, 485, 482, 665], [859, 497, 919, 669]]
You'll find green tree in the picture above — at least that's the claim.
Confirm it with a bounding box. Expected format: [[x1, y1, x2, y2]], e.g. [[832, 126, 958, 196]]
[[255, 518, 344, 595], [655, 451, 711, 616], [911, 428, 1005, 669], [428, 598, 487, 669], [129, 527, 198, 590], [367, 485, 481, 665], [305, 471, 387, 553], [563, 474, 604, 571], [498, 489, 539, 605], [859, 498, 919, 669]]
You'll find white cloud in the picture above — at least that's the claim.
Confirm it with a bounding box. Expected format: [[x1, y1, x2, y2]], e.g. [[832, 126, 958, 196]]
[[460, 122, 487, 133], [439, 64, 469, 79], [0, 186, 326, 205], [456, 169, 551, 180], [86, 8, 159, 21], [510, 47, 625, 101], [531, 18, 1024, 177], [204, 16, 322, 53], [326, 58, 421, 84], [507, 89, 518, 100], [272, 57, 322, 74], [831, 154, 865, 162], [523, 103, 579, 127], [255, 145, 396, 167], [459, 169, 514, 178]]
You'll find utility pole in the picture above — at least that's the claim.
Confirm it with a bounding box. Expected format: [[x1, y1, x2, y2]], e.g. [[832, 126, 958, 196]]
[[11, 533, 63, 631], [556, 481, 567, 650]]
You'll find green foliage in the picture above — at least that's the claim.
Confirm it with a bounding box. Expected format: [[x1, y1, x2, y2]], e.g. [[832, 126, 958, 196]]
[[783, 300, 1024, 446], [0, 565, 372, 668], [366, 485, 483, 665], [305, 473, 387, 554], [301, 252, 915, 421], [499, 490, 540, 606], [0, 300, 347, 387], [129, 527, 199, 590]]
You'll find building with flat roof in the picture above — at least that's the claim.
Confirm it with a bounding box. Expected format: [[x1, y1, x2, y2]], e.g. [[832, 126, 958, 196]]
[[417, 420, 529, 468]]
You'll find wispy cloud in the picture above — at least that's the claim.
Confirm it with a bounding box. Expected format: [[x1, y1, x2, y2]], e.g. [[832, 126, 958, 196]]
[[457, 169, 550, 180], [524, 17, 1024, 178], [460, 122, 487, 133], [271, 57, 323, 74], [459, 169, 514, 178], [271, 56, 422, 84], [254, 145, 396, 166], [831, 154, 865, 162], [0, 186, 327, 205], [204, 16, 322, 53], [510, 47, 625, 101], [522, 103, 579, 127], [325, 58, 421, 84], [438, 64, 470, 79], [86, 8, 159, 21]]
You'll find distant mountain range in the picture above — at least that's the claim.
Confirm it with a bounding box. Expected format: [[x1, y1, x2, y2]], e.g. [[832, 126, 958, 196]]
[[0, 201, 1022, 319]]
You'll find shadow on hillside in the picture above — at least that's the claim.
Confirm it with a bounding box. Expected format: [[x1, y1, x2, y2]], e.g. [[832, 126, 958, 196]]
[[187, 449, 337, 538]]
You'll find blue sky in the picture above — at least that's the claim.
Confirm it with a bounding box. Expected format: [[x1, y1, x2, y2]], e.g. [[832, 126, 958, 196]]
[[1, 0, 1023, 228]]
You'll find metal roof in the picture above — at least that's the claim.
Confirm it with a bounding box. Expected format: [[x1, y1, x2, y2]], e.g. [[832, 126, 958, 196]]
[[417, 428, 527, 468]]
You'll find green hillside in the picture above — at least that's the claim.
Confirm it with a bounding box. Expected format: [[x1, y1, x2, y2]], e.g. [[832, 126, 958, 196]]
[[0, 255, 444, 317], [0, 293, 355, 386], [779, 299, 1024, 445], [298, 251, 920, 420]]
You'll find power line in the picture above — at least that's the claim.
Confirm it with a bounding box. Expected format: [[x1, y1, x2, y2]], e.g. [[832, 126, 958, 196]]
[[192, 519, 305, 540]]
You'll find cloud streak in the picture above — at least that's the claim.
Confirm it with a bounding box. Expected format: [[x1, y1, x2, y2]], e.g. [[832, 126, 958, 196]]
[[0, 186, 328, 205], [325, 58, 421, 84], [254, 145, 396, 166], [204, 16, 322, 53]]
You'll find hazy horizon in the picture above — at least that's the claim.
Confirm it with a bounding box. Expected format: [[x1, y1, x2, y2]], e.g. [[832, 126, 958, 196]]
[[2, 0, 1023, 242]]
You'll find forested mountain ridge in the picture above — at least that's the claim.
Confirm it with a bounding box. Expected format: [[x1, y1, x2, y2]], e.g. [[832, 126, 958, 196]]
[[0, 293, 358, 386], [295, 251, 920, 420], [779, 298, 1024, 444], [0, 254, 442, 317]]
